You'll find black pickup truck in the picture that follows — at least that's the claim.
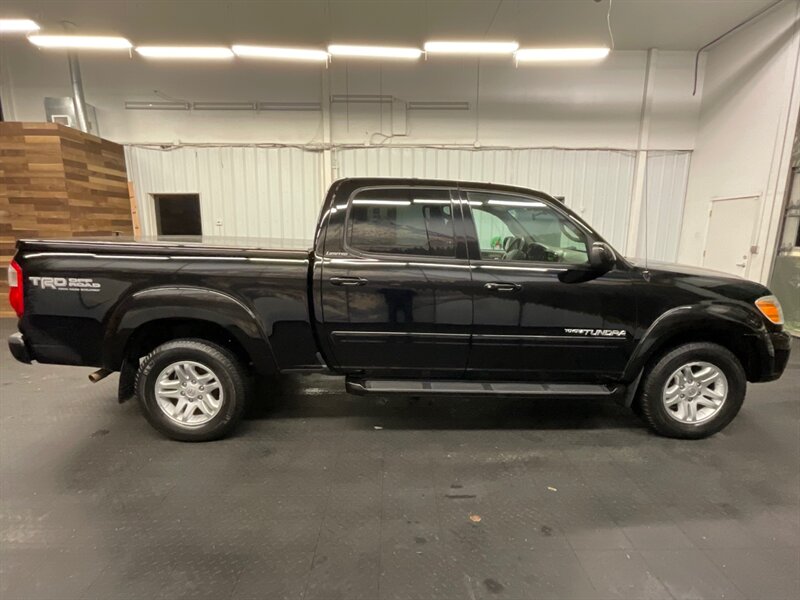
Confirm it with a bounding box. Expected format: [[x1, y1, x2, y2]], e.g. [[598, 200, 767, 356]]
[[7, 178, 791, 441]]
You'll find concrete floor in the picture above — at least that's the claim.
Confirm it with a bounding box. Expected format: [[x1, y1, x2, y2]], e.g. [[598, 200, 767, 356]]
[[0, 318, 798, 600]]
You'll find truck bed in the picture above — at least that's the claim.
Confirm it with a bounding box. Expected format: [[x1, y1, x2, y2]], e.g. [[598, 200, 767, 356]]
[[14, 236, 319, 373]]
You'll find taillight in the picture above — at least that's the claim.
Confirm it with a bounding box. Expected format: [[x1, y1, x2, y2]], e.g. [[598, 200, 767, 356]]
[[8, 260, 23, 317]]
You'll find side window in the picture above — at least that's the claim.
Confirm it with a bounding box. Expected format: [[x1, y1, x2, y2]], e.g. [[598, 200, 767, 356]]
[[468, 191, 589, 264], [474, 210, 513, 253], [347, 188, 456, 257]]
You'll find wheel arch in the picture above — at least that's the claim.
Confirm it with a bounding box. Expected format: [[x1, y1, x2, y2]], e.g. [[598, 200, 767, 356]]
[[622, 304, 764, 406], [103, 286, 279, 377]]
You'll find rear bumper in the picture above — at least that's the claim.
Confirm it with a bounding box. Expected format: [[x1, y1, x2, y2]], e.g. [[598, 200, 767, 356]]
[[8, 332, 32, 364]]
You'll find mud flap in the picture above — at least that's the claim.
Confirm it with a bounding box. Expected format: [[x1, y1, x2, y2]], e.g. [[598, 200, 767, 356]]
[[117, 358, 137, 403]]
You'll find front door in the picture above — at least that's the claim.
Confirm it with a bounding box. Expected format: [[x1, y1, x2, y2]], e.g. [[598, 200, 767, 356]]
[[319, 186, 472, 377], [462, 189, 637, 382]]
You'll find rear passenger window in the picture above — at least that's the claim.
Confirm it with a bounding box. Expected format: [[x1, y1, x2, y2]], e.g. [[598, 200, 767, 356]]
[[347, 189, 456, 257]]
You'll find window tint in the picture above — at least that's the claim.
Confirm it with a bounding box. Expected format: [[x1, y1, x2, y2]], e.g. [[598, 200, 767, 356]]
[[348, 189, 456, 257], [468, 191, 588, 264]]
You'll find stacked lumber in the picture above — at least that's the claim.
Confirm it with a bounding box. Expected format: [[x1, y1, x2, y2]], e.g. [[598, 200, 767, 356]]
[[0, 122, 133, 316]]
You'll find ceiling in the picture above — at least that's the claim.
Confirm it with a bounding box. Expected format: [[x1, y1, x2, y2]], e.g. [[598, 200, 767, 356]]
[[0, 0, 784, 51]]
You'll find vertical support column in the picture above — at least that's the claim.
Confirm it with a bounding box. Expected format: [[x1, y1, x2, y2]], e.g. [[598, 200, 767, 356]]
[[755, 7, 800, 283], [320, 67, 334, 195], [626, 48, 658, 258]]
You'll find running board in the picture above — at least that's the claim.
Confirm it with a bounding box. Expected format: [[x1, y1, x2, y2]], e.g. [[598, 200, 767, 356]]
[[346, 378, 618, 397]]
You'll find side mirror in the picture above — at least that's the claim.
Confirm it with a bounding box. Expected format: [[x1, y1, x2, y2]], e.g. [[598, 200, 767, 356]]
[[589, 242, 616, 272], [558, 242, 617, 283]]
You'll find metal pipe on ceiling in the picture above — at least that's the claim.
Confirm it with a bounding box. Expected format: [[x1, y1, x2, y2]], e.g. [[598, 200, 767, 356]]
[[61, 21, 89, 132], [67, 51, 89, 132], [692, 0, 786, 95]]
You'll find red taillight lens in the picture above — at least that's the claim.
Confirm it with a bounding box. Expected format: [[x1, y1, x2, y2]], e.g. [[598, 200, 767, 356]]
[[8, 260, 23, 317]]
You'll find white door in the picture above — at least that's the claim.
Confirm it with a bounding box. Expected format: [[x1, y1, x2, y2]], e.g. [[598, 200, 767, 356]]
[[703, 195, 760, 277]]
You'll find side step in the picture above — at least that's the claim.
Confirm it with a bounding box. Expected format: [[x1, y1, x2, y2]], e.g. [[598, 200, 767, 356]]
[[346, 378, 618, 397]]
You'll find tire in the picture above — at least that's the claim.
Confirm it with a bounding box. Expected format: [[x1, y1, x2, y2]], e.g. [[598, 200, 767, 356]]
[[638, 342, 746, 439], [135, 339, 249, 442]]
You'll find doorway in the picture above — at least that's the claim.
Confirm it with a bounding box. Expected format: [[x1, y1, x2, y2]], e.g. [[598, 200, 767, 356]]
[[153, 193, 202, 237], [703, 195, 760, 277], [769, 168, 800, 335]]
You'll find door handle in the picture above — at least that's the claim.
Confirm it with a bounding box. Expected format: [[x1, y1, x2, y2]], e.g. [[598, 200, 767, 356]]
[[330, 276, 368, 287], [485, 282, 521, 292]]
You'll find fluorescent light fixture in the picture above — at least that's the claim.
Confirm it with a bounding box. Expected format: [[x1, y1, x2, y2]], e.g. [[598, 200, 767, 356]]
[[515, 47, 610, 62], [232, 45, 329, 62], [0, 19, 39, 33], [193, 101, 256, 111], [28, 35, 132, 49], [125, 101, 190, 110], [424, 41, 518, 55], [328, 44, 422, 59], [488, 199, 546, 207], [136, 46, 233, 59], [352, 199, 412, 206], [257, 101, 322, 111], [407, 101, 470, 111]]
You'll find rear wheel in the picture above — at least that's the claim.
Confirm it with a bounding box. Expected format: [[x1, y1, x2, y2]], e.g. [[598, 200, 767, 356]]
[[638, 342, 746, 439], [135, 339, 249, 441]]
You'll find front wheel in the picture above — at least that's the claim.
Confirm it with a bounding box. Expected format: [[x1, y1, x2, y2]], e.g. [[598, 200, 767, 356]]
[[135, 339, 249, 441], [638, 342, 746, 439]]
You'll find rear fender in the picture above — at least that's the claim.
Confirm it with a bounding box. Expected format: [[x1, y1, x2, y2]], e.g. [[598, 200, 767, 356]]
[[103, 286, 279, 375]]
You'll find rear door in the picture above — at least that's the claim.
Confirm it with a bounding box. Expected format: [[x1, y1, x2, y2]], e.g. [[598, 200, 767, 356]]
[[462, 189, 637, 382], [318, 185, 473, 377]]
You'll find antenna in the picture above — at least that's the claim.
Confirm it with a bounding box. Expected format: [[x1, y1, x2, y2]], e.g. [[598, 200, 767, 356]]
[[643, 154, 649, 271]]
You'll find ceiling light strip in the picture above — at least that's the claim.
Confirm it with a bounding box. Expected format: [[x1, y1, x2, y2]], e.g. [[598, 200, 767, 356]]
[[125, 101, 190, 111], [407, 101, 470, 111], [0, 19, 39, 33], [424, 41, 518, 55], [514, 47, 610, 62], [29, 35, 132, 49], [328, 44, 422, 59], [136, 46, 233, 59], [232, 45, 328, 62]]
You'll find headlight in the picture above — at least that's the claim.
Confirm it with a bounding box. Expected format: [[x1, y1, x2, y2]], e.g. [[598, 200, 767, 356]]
[[755, 295, 784, 325]]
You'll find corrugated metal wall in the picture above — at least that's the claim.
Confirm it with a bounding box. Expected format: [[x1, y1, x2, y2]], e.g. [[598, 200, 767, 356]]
[[638, 151, 692, 262], [125, 145, 690, 258], [125, 146, 323, 240], [336, 147, 636, 251]]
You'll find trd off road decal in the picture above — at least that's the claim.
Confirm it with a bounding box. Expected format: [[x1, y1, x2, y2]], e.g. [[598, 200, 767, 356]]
[[28, 276, 101, 293], [564, 328, 627, 338]]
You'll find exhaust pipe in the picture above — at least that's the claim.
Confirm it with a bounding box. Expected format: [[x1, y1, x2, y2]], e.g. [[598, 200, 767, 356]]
[[88, 368, 112, 383]]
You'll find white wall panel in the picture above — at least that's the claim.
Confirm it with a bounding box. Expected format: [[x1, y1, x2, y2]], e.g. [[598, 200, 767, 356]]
[[638, 151, 692, 262], [336, 147, 636, 251], [126, 145, 691, 258], [679, 0, 800, 282], [125, 146, 323, 241]]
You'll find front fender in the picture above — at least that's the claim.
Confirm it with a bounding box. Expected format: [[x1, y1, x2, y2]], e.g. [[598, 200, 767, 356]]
[[102, 286, 279, 375], [622, 302, 764, 382]]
